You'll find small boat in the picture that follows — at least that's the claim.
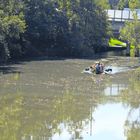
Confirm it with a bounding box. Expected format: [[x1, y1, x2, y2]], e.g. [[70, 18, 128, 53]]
[[82, 67, 112, 75]]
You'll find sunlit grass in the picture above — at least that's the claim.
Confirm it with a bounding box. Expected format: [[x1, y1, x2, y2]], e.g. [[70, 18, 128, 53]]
[[109, 38, 135, 50], [109, 38, 126, 47]]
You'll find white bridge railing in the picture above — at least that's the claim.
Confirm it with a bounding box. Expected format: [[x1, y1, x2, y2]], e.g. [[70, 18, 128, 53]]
[[106, 9, 140, 22]]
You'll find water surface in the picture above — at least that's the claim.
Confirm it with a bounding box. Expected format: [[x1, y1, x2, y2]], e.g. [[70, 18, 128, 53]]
[[0, 57, 140, 140]]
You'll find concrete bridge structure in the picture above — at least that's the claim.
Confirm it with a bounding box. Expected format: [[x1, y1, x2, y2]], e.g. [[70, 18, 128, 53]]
[[106, 9, 140, 55], [106, 9, 140, 36]]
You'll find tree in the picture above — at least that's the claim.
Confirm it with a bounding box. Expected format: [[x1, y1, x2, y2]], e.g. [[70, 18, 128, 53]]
[[117, 0, 140, 9], [24, 0, 110, 57], [109, 0, 119, 9], [24, 0, 70, 56], [0, 0, 110, 60], [129, 0, 140, 9], [0, 0, 26, 62], [120, 0, 140, 56], [94, 0, 110, 9], [117, 0, 129, 9]]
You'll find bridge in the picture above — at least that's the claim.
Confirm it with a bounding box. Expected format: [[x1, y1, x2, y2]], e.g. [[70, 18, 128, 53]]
[[105, 9, 140, 54], [106, 9, 140, 36]]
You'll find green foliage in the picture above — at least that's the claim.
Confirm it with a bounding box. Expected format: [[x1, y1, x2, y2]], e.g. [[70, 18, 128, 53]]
[[0, 0, 26, 62], [108, 0, 140, 9], [24, 0, 110, 57], [120, 9, 140, 56], [0, 0, 110, 61], [117, 0, 129, 9], [94, 0, 110, 9], [129, 0, 140, 9], [2, 15, 26, 38]]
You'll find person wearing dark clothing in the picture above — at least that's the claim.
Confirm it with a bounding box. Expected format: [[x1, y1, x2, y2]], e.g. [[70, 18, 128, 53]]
[[95, 62, 101, 74]]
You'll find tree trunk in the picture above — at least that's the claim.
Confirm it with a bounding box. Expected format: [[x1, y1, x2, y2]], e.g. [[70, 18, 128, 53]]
[[135, 47, 139, 57], [126, 42, 130, 56]]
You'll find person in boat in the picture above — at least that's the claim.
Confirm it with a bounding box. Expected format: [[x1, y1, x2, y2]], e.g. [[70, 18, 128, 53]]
[[90, 63, 96, 73], [99, 62, 104, 73], [95, 62, 101, 74], [90, 61, 104, 74]]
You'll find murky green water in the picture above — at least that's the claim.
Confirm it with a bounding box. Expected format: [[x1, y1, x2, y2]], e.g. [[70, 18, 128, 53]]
[[0, 56, 140, 140]]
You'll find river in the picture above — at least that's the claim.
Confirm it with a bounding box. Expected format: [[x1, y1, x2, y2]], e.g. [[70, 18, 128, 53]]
[[0, 55, 140, 140]]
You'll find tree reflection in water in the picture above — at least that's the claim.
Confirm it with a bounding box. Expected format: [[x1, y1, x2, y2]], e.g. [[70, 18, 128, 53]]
[[120, 68, 140, 140], [1, 61, 140, 140], [0, 91, 102, 140], [0, 70, 107, 140]]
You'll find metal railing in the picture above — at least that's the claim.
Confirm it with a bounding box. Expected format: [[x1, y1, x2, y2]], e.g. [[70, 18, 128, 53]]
[[106, 9, 140, 22]]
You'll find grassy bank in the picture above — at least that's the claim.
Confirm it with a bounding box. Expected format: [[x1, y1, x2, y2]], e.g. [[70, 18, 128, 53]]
[[109, 38, 126, 47]]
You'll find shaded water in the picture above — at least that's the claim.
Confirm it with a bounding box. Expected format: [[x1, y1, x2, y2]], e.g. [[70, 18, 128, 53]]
[[0, 56, 140, 140]]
